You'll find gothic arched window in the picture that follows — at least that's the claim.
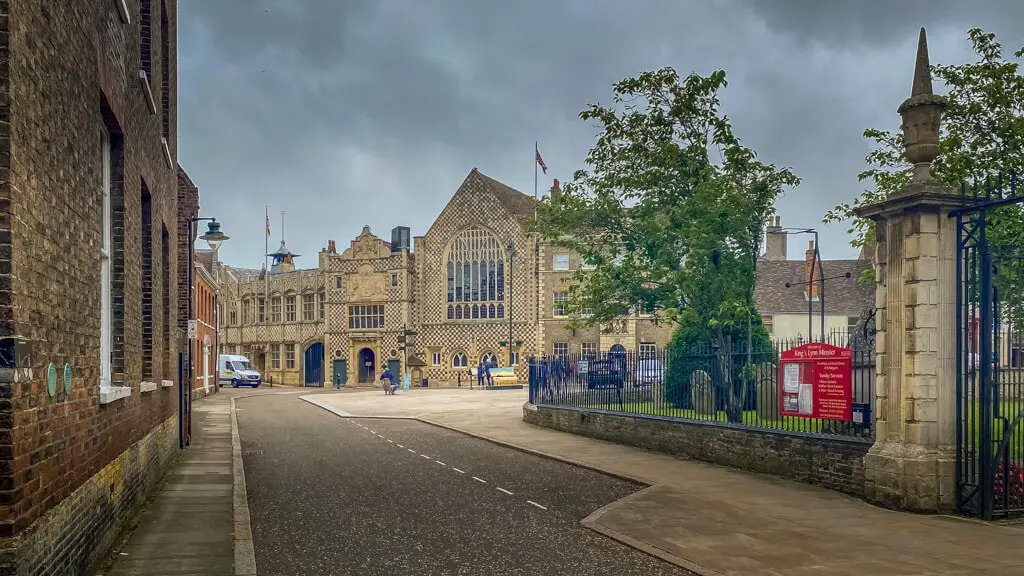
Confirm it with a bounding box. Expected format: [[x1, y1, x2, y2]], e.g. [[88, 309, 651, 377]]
[[452, 352, 468, 368], [446, 228, 505, 320]]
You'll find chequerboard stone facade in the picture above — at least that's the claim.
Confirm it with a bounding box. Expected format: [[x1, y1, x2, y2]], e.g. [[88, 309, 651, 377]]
[[217, 168, 677, 388], [0, 1, 184, 573], [855, 28, 959, 512]]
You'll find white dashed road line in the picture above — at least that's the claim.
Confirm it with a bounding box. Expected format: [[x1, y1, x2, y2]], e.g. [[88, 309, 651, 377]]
[[344, 418, 550, 512]]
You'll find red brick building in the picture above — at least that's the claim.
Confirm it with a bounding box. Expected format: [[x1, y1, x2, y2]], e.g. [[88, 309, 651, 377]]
[[0, 1, 185, 573], [194, 249, 220, 397]]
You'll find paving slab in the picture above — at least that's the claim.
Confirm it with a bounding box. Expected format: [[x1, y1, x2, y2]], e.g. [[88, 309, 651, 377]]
[[309, 387, 1024, 575], [104, 392, 239, 576]]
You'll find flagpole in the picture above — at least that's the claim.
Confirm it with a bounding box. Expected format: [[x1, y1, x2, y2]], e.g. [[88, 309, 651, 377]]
[[264, 205, 268, 322], [534, 141, 538, 201]]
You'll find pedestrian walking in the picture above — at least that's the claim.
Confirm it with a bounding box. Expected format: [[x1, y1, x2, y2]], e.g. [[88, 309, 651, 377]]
[[484, 362, 492, 388], [476, 362, 484, 389]]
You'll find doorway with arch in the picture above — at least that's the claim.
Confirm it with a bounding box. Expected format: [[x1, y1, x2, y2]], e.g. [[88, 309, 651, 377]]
[[358, 348, 376, 383]]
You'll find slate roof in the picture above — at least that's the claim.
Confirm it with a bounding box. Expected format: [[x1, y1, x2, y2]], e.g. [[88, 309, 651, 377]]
[[754, 259, 874, 316], [474, 169, 536, 219]]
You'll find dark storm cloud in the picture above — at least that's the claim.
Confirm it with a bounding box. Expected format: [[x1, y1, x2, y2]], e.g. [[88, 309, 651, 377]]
[[177, 1, 1023, 267]]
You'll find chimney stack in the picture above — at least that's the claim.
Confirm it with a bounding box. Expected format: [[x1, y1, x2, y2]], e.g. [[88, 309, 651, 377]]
[[804, 240, 819, 299], [551, 178, 560, 201], [764, 216, 787, 261], [327, 240, 337, 254]]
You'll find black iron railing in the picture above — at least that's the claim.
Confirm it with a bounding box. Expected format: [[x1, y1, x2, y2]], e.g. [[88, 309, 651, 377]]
[[528, 332, 875, 440]]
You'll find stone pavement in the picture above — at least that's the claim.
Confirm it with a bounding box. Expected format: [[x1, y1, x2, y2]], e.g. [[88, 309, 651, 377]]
[[102, 392, 242, 576], [307, 388, 1024, 576]]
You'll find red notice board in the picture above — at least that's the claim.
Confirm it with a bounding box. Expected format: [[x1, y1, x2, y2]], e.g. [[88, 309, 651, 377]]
[[778, 342, 853, 422]]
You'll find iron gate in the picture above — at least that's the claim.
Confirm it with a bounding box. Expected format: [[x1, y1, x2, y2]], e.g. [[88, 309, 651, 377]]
[[954, 172, 1024, 520]]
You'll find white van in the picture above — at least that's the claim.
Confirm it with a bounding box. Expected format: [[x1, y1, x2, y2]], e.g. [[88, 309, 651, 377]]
[[218, 354, 262, 388]]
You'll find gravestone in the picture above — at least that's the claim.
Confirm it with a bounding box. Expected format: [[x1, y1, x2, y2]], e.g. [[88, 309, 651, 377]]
[[690, 370, 715, 416], [755, 362, 779, 421]]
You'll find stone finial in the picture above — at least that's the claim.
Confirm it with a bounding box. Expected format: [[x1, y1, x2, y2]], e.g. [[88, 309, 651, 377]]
[[898, 28, 947, 181]]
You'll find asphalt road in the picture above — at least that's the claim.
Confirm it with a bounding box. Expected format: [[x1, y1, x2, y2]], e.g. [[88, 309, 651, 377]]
[[236, 394, 692, 576]]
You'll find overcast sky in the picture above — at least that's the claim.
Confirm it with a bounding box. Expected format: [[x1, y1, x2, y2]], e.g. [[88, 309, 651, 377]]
[[179, 0, 1024, 268]]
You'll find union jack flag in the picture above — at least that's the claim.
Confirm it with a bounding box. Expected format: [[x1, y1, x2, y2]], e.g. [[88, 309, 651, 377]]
[[536, 149, 547, 174]]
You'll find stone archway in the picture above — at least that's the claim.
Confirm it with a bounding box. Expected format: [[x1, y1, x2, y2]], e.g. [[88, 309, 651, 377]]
[[358, 348, 376, 383]]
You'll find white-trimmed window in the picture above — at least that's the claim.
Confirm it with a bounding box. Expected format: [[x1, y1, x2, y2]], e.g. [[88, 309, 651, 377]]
[[257, 297, 265, 323], [552, 254, 570, 270], [285, 344, 295, 369], [481, 352, 497, 366], [100, 127, 113, 388], [431, 351, 442, 366], [639, 343, 656, 358], [270, 344, 280, 369], [510, 350, 520, 365], [553, 292, 568, 317], [581, 342, 598, 358], [452, 352, 468, 368], [553, 342, 568, 358]]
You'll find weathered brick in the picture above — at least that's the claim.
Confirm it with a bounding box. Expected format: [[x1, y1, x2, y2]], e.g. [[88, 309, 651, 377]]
[[0, 0, 184, 574]]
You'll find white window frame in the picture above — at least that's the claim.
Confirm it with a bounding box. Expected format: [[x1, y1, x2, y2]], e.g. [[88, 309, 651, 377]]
[[638, 343, 657, 358], [552, 253, 570, 271], [510, 350, 519, 365], [100, 129, 113, 388], [99, 128, 130, 403], [553, 292, 568, 317], [553, 342, 569, 358], [431, 352, 442, 366], [581, 342, 598, 358], [452, 352, 467, 368]]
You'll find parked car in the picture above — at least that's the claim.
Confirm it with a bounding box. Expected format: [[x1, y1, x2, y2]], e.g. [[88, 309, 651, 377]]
[[218, 354, 262, 388], [586, 359, 624, 390]]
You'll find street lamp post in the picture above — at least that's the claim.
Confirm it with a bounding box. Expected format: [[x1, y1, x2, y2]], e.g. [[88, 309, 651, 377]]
[[769, 227, 825, 342], [184, 218, 229, 449], [506, 239, 516, 368]]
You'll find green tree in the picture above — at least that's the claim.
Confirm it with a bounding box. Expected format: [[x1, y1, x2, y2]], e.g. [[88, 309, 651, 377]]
[[533, 67, 799, 421], [824, 28, 1024, 326]]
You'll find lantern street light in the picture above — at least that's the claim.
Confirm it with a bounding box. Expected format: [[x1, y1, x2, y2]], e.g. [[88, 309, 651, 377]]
[[183, 218, 229, 448]]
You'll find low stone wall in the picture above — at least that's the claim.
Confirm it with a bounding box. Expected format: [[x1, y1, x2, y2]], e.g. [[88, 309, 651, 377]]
[[0, 415, 179, 576], [524, 404, 871, 497]]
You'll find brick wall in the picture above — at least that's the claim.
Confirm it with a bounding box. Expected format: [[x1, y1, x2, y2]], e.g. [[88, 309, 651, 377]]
[[0, 1, 183, 573], [524, 405, 871, 497]]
